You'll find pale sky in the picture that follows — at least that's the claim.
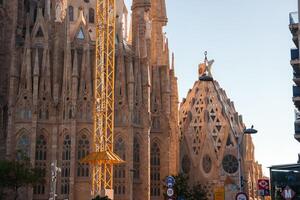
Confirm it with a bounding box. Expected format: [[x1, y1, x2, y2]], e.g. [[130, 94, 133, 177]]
[[124, 0, 300, 175]]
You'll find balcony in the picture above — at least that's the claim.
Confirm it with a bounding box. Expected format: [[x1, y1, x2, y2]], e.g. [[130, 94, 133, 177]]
[[290, 49, 300, 72], [293, 72, 300, 85], [294, 119, 300, 142], [289, 12, 299, 47], [290, 12, 299, 25], [293, 86, 300, 110]]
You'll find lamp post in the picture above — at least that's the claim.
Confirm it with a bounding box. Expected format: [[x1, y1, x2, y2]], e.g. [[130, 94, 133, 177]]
[[238, 125, 257, 193]]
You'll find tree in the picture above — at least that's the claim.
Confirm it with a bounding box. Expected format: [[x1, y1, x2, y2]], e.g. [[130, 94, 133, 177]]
[[0, 159, 44, 200], [190, 183, 208, 200], [173, 173, 190, 199], [92, 195, 111, 200], [164, 173, 208, 200]]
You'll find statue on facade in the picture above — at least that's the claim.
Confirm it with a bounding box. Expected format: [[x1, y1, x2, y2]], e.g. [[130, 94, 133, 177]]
[[198, 51, 214, 81], [55, 0, 65, 23], [144, 10, 152, 40]]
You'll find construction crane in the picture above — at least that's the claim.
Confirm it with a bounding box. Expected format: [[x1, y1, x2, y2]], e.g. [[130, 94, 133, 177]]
[[81, 0, 123, 197]]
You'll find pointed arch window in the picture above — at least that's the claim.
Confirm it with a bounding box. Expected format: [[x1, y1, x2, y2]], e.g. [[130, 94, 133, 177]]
[[34, 134, 47, 195], [151, 142, 160, 197], [89, 8, 95, 23], [18, 102, 32, 120], [69, 6, 74, 21], [77, 134, 90, 177], [35, 27, 44, 38], [61, 135, 71, 195], [16, 134, 30, 160], [76, 28, 85, 40], [114, 137, 126, 196], [133, 136, 140, 180]]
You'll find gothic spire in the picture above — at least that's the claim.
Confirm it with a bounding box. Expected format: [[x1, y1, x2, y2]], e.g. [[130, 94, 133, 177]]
[[39, 48, 51, 97], [62, 12, 72, 99], [151, 0, 167, 23], [79, 40, 92, 98], [19, 15, 32, 93], [171, 52, 175, 71]]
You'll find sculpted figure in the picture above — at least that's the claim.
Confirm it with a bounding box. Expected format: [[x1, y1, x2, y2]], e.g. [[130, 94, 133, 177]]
[[144, 11, 152, 39], [198, 52, 214, 77], [55, 0, 66, 22], [55, 0, 62, 22]]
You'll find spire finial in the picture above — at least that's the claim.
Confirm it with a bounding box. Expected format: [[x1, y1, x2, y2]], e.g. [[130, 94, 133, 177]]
[[198, 51, 214, 81], [204, 51, 208, 64], [171, 52, 175, 71]]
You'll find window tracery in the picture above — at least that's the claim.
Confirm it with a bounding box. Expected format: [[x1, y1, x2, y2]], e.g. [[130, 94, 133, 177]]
[[77, 133, 89, 177], [133, 136, 140, 179], [69, 6, 74, 21], [61, 134, 71, 195], [89, 8, 94, 23], [114, 137, 126, 196], [151, 142, 160, 197], [34, 134, 47, 195], [16, 134, 30, 160]]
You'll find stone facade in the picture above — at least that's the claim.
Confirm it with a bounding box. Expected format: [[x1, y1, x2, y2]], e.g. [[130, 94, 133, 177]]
[[0, 0, 179, 200], [179, 64, 262, 200]]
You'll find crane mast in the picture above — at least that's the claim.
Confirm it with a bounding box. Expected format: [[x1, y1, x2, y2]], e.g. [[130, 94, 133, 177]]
[[93, 0, 116, 195]]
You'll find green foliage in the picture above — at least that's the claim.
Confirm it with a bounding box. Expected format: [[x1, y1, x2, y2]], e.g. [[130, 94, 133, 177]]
[[173, 173, 190, 198], [165, 173, 208, 200], [190, 183, 208, 200], [0, 159, 44, 199], [92, 195, 111, 200]]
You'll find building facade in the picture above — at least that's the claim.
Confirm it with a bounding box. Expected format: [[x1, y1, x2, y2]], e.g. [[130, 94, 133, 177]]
[[179, 58, 262, 200], [290, 1, 300, 145], [0, 0, 179, 200]]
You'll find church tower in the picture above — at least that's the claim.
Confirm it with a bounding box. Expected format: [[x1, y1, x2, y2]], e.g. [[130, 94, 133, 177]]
[[1, 0, 179, 199], [179, 55, 262, 199]]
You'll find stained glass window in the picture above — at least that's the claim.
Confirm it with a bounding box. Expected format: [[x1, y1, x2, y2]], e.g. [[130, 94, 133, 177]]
[[34, 135, 47, 195], [133, 136, 140, 179], [61, 135, 71, 195], [69, 6, 74, 21], [77, 134, 89, 177], [222, 154, 238, 174], [202, 154, 212, 174], [16, 134, 30, 160], [89, 8, 94, 23], [114, 137, 126, 195], [151, 142, 160, 197]]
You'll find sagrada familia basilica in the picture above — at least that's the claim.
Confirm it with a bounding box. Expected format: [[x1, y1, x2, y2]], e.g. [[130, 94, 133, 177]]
[[0, 0, 262, 199]]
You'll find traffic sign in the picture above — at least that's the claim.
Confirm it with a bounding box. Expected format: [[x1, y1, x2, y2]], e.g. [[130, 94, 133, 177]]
[[167, 188, 174, 197], [214, 187, 225, 200], [281, 186, 295, 200], [236, 192, 248, 200], [166, 176, 176, 188], [258, 179, 270, 196]]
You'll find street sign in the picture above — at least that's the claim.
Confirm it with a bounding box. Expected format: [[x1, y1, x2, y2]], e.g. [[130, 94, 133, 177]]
[[166, 176, 176, 188], [258, 179, 270, 196], [281, 186, 295, 200], [236, 192, 248, 200], [167, 188, 174, 197], [178, 196, 185, 200], [214, 187, 225, 200]]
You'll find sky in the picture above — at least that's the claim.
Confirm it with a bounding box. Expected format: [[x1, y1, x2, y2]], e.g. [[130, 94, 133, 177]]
[[124, 0, 300, 175]]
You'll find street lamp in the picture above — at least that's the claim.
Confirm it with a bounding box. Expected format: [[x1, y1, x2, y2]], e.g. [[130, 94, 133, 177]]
[[238, 125, 258, 193]]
